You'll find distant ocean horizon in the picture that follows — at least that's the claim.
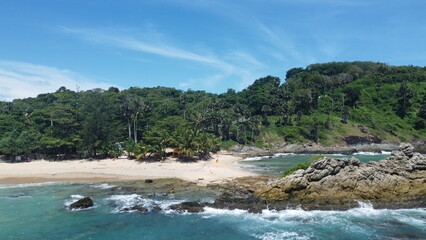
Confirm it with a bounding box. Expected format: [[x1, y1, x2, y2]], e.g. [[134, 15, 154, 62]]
[[1, 153, 425, 240]]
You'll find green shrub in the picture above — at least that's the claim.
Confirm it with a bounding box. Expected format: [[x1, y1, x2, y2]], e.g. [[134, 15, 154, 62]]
[[255, 140, 265, 148], [221, 140, 238, 150], [280, 155, 326, 178]]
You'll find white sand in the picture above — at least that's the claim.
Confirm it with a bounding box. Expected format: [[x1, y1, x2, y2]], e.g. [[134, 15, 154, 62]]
[[0, 153, 256, 185]]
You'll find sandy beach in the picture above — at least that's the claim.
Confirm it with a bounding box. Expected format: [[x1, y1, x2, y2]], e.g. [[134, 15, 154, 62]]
[[0, 152, 256, 185]]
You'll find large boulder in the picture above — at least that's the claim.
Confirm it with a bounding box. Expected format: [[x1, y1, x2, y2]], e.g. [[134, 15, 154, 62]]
[[69, 196, 94, 210]]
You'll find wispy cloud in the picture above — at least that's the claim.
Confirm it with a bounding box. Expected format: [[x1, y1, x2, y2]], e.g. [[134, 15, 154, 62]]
[[225, 50, 265, 68], [61, 27, 234, 71], [61, 26, 266, 91], [0, 60, 114, 100]]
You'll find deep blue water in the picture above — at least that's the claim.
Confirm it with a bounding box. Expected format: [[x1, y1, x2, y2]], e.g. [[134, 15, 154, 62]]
[[1, 153, 425, 240]]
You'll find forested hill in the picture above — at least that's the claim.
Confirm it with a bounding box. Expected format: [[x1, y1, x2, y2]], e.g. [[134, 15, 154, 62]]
[[1, 61, 425, 160]]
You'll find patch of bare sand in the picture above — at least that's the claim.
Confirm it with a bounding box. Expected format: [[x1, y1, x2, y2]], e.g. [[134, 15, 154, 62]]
[[0, 152, 256, 185]]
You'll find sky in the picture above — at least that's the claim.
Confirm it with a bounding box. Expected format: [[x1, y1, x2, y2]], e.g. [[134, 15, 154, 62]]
[[0, 0, 425, 100]]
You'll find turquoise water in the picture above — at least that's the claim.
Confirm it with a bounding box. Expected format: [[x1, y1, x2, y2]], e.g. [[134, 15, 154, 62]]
[[1, 181, 425, 240], [1, 153, 425, 240], [238, 152, 392, 176]]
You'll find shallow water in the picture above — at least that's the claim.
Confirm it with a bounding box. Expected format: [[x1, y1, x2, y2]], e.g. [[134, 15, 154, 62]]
[[238, 153, 391, 176], [1, 182, 425, 240]]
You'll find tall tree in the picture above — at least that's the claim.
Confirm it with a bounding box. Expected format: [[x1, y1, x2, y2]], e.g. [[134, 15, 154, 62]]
[[395, 81, 413, 118]]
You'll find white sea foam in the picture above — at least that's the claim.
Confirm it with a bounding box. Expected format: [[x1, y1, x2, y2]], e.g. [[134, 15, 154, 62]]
[[0, 182, 62, 189], [203, 207, 249, 216], [353, 151, 388, 156], [91, 183, 116, 189], [243, 156, 267, 161], [391, 209, 426, 227], [106, 194, 186, 213], [345, 201, 380, 217], [254, 231, 309, 240], [243, 153, 295, 161], [273, 153, 295, 157]]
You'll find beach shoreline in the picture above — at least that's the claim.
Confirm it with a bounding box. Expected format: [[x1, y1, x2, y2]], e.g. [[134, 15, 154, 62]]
[[0, 152, 257, 185]]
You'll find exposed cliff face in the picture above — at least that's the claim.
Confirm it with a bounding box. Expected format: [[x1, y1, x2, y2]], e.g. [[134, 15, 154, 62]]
[[254, 143, 426, 209]]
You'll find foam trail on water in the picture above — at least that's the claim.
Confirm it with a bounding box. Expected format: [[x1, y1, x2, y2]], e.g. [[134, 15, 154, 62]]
[[91, 183, 116, 189], [203, 207, 249, 216], [353, 151, 389, 156], [243, 156, 267, 161], [0, 182, 62, 189], [253, 231, 309, 240], [243, 153, 295, 161]]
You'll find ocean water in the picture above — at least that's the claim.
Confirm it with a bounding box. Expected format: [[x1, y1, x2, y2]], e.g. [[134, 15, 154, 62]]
[[1, 181, 425, 240], [239, 152, 391, 176], [1, 153, 425, 240]]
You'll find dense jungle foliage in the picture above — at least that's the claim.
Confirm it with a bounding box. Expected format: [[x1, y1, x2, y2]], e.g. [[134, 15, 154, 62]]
[[0, 61, 425, 161]]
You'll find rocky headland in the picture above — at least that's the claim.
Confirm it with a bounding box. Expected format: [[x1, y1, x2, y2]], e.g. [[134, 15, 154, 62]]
[[174, 143, 425, 212], [230, 140, 426, 158]]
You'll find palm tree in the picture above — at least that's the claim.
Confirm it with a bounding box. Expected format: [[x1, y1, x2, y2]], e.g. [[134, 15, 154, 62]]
[[174, 128, 197, 159]]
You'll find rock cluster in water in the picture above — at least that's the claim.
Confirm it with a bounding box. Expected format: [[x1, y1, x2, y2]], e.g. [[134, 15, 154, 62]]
[[214, 143, 426, 211], [69, 196, 94, 210]]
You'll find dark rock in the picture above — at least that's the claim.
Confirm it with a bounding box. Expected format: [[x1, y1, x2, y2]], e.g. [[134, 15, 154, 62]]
[[131, 205, 148, 213], [169, 201, 206, 213], [145, 179, 154, 183], [399, 142, 414, 157], [69, 196, 94, 210], [120, 205, 148, 213], [152, 205, 162, 211], [358, 125, 369, 134], [344, 136, 372, 145]]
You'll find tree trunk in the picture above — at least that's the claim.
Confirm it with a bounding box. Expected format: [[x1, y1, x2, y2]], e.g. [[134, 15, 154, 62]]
[[128, 118, 132, 140], [133, 116, 137, 143]]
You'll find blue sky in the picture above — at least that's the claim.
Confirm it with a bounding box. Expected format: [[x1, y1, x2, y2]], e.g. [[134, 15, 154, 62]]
[[0, 0, 425, 100]]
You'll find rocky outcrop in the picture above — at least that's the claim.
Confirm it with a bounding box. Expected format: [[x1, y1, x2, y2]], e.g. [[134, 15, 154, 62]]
[[69, 196, 94, 210], [214, 143, 426, 211], [255, 143, 426, 209], [169, 201, 206, 213]]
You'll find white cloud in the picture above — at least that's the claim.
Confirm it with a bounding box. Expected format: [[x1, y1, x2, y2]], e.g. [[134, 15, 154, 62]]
[[0, 60, 114, 101]]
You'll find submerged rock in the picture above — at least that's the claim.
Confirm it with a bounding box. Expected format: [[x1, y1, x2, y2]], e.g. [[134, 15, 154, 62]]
[[151, 205, 162, 212], [120, 205, 148, 213], [69, 196, 94, 210], [169, 201, 206, 213]]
